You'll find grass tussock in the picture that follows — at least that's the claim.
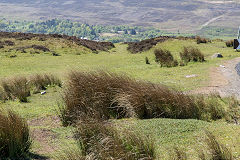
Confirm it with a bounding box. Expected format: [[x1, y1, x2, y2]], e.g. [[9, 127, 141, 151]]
[[154, 48, 178, 67], [0, 109, 32, 159], [171, 147, 187, 160], [1, 76, 30, 102], [0, 73, 62, 102], [225, 40, 234, 47], [168, 131, 234, 160], [198, 131, 233, 160], [180, 46, 205, 64], [60, 71, 229, 126], [75, 121, 155, 160], [29, 73, 62, 93]]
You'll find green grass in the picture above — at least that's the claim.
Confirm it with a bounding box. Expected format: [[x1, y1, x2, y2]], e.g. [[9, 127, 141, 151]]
[[117, 118, 240, 159], [0, 38, 240, 159], [0, 39, 238, 91]]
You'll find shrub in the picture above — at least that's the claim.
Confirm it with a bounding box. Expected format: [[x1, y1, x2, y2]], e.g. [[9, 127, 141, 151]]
[[1, 76, 30, 102], [0, 109, 32, 159], [29, 73, 62, 93], [60, 71, 227, 125], [75, 120, 155, 160], [225, 40, 234, 47], [145, 57, 150, 64], [180, 46, 205, 64], [196, 36, 209, 44], [126, 36, 171, 53], [154, 49, 178, 67]]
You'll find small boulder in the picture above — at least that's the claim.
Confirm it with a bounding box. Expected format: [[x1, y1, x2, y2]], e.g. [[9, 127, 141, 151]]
[[212, 53, 223, 58]]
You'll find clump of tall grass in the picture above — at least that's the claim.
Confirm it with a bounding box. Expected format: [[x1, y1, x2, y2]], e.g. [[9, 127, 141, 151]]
[[0, 73, 62, 102], [198, 131, 233, 160], [180, 46, 205, 64], [154, 49, 178, 67], [225, 40, 234, 47], [0, 76, 30, 102], [168, 131, 234, 160], [0, 109, 32, 159], [75, 120, 155, 160], [171, 147, 187, 160], [60, 71, 228, 125], [29, 73, 62, 93], [60, 71, 133, 125]]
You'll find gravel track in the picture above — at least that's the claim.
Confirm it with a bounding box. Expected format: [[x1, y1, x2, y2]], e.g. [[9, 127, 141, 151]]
[[216, 57, 240, 98]]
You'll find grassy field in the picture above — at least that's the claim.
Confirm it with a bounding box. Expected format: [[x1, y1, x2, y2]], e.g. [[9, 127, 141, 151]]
[[0, 36, 240, 159], [0, 38, 238, 90]]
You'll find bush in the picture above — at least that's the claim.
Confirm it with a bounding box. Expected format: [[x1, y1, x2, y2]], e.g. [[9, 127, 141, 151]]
[[1, 76, 30, 102], [225, 40, 234, 47], [29, 73, 62, 93], [145, 57, 150, 64], [154, 49, 178, 67], [60, 71, 227, 125], [0, 109, 32, 159], [75, 121, 155, 160], [196, 36, 210, 44], [126, 36, 171, 53], [180, 46, 205, 64]]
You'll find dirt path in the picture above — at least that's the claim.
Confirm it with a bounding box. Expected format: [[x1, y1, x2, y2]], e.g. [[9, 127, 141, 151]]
[[195, 57, 240, 98], [201, 14, 225, 28]]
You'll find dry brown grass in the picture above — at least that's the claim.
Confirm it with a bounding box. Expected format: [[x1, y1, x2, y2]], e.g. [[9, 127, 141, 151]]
[[0, 73, 61, 102], [0, 109, 32, 159], [60, 71, 227, 126], [0, 76, 30, 102], [29, 73, 62, 93], [171, 147, 187, 160]]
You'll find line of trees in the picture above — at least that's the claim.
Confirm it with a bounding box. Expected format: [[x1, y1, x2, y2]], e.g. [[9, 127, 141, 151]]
[[0, 18, 194, 42]]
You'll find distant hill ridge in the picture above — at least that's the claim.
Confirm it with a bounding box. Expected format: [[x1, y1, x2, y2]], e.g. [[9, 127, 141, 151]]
[[0, 0, 240, 32]]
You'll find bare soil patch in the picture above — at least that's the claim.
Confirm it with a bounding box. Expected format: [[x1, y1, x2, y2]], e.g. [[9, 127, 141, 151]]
[[194, 57, 240, 99]]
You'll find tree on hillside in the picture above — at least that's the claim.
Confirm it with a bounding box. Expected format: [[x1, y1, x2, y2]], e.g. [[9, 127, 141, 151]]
[[130, 29, 136, 35]]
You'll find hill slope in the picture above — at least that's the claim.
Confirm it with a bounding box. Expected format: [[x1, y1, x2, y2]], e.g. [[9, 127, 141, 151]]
[[0, 0, 240, 32]]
